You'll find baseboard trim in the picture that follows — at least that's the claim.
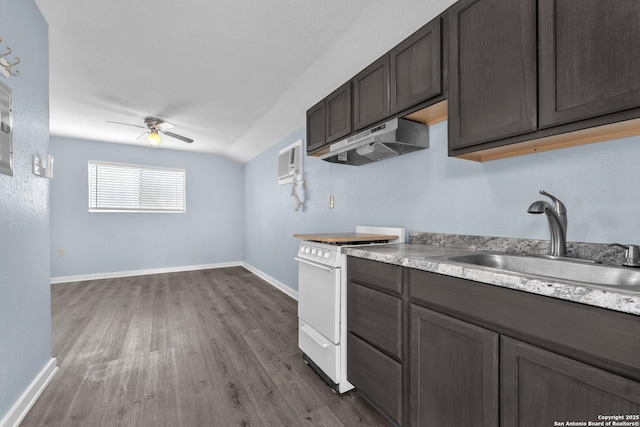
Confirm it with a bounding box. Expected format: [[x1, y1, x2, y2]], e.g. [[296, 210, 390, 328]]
[[50, 262, 298, 300], [50, 262, 244, 284], [0, 358, 58, 427], [241, 263, 298, 300]]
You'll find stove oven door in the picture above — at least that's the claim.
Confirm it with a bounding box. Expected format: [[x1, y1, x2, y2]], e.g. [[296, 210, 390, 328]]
[[296, 258, 341, 343]]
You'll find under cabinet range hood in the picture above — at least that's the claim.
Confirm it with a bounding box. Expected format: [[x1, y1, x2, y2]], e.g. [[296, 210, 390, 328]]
[[319, 118, 429, 166]]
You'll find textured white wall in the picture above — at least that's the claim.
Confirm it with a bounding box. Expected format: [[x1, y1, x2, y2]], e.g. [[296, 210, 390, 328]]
[[0, 0, 51, 419]]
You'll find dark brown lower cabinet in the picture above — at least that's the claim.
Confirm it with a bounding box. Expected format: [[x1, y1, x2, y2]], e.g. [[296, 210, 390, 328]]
[[347, 282, 402, 360], [501, 337, 640, 427], [410, 305, 499, 427], [347, 257, 404, 426], [346, 257, 640, 426], [347, 333, 403, 425]]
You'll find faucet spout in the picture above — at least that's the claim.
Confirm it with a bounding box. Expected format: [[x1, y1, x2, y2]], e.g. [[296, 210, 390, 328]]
[[528, 191, 568, 257]]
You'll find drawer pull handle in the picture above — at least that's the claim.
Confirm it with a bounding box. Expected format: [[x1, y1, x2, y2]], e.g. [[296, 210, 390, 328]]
[[301, 324, 328, 348]]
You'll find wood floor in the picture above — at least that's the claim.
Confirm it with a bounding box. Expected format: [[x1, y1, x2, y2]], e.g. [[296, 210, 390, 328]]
[[22, 267, 389, 427]]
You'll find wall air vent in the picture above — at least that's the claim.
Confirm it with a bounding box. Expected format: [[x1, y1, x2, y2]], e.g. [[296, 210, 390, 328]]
[[278, 139, 303, 185]]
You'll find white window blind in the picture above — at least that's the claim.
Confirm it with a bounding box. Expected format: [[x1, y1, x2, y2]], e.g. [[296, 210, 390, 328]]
[[88, 161, 186, 212]]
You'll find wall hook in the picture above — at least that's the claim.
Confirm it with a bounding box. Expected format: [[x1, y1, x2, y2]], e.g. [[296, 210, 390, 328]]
[[0, 46, 12, 59], [4, 57, 20, 77], [0, 37, 20, 78]]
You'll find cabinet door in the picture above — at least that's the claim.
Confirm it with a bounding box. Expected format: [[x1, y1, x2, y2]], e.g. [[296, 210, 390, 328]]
[[306, 100, 325, 154], [539, 0, 640, 128], [410, 305, 499, 427], [353, 55, 390, 131], [501, 336, 640, 427], [449, 0, 537, 150], [325, 82, 352, 143], [390, 18, 441, 115]]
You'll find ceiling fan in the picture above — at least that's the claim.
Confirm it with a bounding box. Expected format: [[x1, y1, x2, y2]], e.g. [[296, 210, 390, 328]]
[[106, 117, 194, 147]]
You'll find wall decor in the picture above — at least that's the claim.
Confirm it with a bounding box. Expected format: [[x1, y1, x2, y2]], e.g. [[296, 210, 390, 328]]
[[0, 79, 13, 176]]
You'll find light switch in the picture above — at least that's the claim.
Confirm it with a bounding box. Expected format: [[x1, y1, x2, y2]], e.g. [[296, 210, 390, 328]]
[[32, 155, 41, 175]]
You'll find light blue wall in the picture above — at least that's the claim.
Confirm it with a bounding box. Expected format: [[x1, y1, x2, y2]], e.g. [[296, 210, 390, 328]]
[[0, 0, 51, 418], [50, 137, 244, 278], [244, 122, 640, 292]]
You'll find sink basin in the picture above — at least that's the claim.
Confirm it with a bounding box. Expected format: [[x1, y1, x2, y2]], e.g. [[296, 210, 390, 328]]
[[434, 251, 640, 291]]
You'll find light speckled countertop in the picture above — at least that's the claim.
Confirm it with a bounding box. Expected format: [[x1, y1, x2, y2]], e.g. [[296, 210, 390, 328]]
[[344, 243, 640, 316]]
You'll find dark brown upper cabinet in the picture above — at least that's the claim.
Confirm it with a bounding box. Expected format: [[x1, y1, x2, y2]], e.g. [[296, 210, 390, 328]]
[[390, 18, 442, 116], [449, 0, 537, 151], [306, 13, 446, 157], [538, 0, 640, 129], [306, 100, 326, 154], [353, 55, 390, 131], [451, 0, 640, 161], [306, 82, 352, 155], [325, 82, 352, 143]]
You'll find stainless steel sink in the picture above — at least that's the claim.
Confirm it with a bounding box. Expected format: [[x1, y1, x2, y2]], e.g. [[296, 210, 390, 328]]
[[434, 251, 640, 291]]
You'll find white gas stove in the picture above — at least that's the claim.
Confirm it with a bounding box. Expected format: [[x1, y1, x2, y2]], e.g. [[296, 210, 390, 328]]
[[294, 226, 405, 393]]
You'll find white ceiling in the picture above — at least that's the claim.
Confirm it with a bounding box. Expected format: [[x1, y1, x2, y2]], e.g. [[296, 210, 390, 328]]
[[35, 0, 455, 163]]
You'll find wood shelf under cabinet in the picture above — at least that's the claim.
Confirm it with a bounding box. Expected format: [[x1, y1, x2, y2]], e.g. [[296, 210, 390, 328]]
[[456, 117, 640, 162], [403, 100, 448, 126]]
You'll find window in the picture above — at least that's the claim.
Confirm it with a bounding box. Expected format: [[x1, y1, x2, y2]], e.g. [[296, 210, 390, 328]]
[[88, 161, 186, 213]]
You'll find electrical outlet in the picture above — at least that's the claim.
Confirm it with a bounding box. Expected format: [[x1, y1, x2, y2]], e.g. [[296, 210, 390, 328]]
[[58, 248, 65, 257], [329, 196, 335, 209]]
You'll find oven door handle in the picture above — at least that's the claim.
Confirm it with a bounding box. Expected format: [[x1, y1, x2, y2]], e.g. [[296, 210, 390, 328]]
[[294, 257, 336, 272]]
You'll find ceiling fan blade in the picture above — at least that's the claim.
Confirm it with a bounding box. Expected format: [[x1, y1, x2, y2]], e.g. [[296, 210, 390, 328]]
[[160, 130, 193, 143], [106, 120, 147, 129], [156, 121, 175, 131], [135, 131, 149, 141]]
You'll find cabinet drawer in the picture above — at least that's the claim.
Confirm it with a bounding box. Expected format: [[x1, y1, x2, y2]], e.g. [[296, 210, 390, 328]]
[[347, 256, 402, 295], [347, 332, 402, 425], [347, 282, 402, 360]]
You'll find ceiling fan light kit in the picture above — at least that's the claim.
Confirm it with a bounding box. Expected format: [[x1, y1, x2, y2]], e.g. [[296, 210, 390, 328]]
[[106, 116, 194, 147], [147, 130, 161, 147]]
